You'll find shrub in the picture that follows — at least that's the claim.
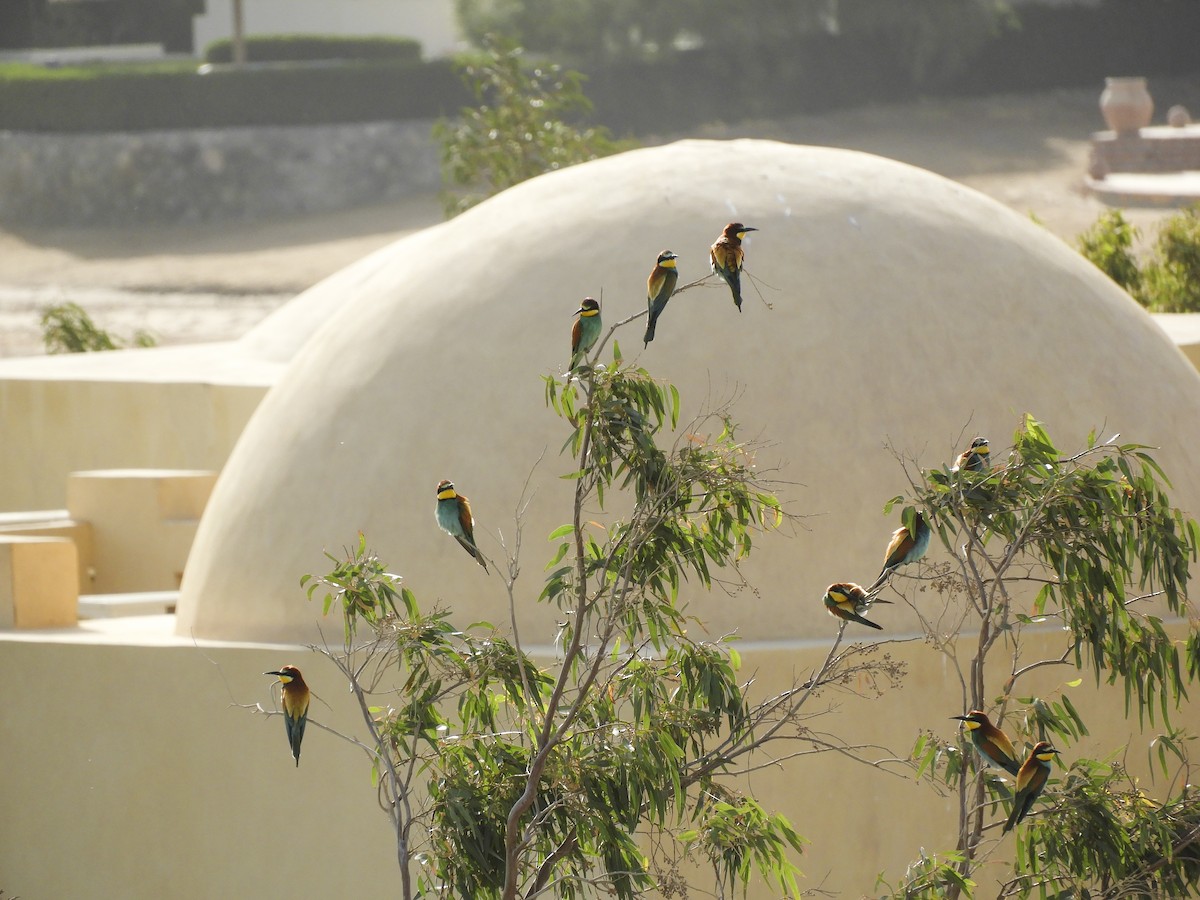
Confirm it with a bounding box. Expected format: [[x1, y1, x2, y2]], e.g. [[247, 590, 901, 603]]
[[433, 36, 627, 216], [203, 34, 422, 65], [1142, 205, 1200, 313], [1076, 205, 1200, 312], [1076, 209, 1143, 301], [41, 303, 155, 354], [0, 58, 465, 131]]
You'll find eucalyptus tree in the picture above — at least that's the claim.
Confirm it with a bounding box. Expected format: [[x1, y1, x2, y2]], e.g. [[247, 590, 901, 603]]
[[884, 418, 1200, 898], [300, 333, 910, 898]]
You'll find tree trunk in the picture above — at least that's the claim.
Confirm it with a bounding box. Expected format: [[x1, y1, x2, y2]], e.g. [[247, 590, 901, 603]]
[[231, 0, 246, 66]]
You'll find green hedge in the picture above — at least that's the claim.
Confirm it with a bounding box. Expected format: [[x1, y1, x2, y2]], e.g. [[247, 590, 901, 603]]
[[0, 59, 468, 131], [203, 34, 422, 64]]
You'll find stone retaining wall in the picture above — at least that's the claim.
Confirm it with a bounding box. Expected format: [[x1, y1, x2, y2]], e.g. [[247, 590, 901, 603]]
[[0, 119, 442, 227]]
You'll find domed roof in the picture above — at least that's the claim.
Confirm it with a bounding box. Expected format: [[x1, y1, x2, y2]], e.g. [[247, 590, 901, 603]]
[[176, 139, 1200, 644]]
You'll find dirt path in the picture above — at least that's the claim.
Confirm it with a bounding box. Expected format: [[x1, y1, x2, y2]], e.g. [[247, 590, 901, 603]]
[[2, 81, 1195, 357], [0, 193, 446, 295]]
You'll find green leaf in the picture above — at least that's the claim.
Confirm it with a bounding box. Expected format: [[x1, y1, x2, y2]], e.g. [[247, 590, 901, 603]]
[[544, 542, 570, 569]]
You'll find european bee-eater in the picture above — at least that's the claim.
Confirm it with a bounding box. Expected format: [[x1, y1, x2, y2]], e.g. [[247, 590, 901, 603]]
[[1003, 741, 1059, 833], [435, 479, 488, 572], [823, 582, 884, 630], [868, 511, 931, 593], [643, 250, 679, 346], [266, 665, 310, 767], [953, 437, 991, 473], [570, 297, 602, 370], [710, 223, 757, 311], [951, 710, 1021, 776]]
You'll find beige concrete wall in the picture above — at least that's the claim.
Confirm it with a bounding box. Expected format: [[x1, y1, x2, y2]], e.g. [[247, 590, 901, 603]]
[[0, 635, 396, 898], [67, 469, 217, 593], [0, 470, 213, 597], [0, 376, 264, 512], [1, 623, 1192, 899]]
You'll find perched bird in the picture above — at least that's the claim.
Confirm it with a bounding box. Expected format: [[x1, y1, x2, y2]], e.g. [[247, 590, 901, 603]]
[[265, 666, 310, 767], [953, 437, 991, 473], [570, 297, 602, 369], [823, 582, 885, 631], [710, 222, 758, 311], [868, 511, 931, 593], [435, 479, 488, 572], [1003, 741, 1060, 833], [643, 250, 679, 346], [951, 710, 1021, 776]]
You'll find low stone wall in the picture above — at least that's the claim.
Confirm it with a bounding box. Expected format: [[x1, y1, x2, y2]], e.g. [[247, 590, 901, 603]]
[[1089, 124, 1200, 175], [0, 119, 442, 227]]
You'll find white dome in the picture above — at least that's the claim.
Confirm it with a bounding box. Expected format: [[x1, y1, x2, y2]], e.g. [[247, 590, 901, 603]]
[[176, 139, 1200, 644]]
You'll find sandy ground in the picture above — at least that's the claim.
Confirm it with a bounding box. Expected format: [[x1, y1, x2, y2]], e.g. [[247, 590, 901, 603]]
[[1, 81, 1195, 357]]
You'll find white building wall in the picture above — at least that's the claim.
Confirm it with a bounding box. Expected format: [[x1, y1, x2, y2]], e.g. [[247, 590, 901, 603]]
[[192, 0, 463, 58]]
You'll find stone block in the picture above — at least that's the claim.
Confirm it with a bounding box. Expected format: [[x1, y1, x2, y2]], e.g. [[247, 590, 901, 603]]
[[0, 514, 94, 593], [0, 536, 78, 628]]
